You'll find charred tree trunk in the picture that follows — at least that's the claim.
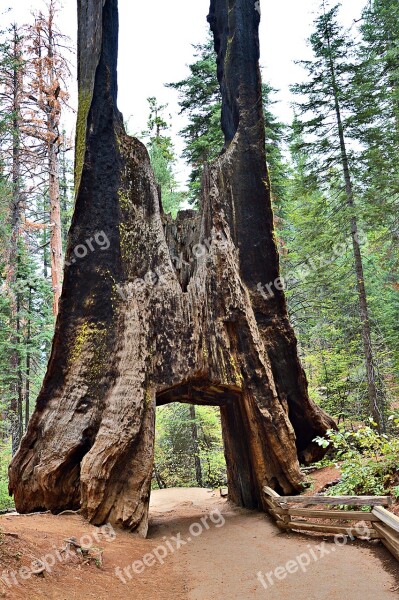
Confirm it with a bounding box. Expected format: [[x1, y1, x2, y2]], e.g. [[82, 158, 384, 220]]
[[9, 0, 335, 535]]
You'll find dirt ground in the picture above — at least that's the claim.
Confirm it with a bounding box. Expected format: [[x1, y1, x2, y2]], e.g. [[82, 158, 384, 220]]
[[0, 486, 398, 599]]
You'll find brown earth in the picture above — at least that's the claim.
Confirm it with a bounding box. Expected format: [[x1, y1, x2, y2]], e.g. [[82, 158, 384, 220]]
[[303, 465, 342, 494], [0, 487, 398, 600]]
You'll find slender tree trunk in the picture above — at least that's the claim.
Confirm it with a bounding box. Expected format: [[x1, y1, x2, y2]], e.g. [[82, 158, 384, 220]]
[[9, 25, 23, 453], [16, 289, 24, 445], [326, 30, 383, 432], [42, 193, 49, 279], [47, 17, 63, 316], [189, 404, 203, 487], [25, 286, 32, 429], [27, 5, 64, 315], [48, 133, 63, 315]]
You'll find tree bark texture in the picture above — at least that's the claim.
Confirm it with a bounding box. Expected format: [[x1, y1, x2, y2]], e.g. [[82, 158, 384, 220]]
[[9, 0, 335, 535]]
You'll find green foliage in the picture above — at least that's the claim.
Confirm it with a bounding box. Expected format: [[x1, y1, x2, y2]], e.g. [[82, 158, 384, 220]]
[[0, 16, 70, 450], [353, 0, 399, 235], [168, 37, 287, 207], [143, 97, 183, 217], [284, 1, 398, 423], [148, 142, 186, 217], [291, 3, 356, 186], [167, 36, 223, 203], [279, 179, 397, 420], [154, 404, 226, 489], [0, 442, 13, 510], [0, 236, 54, 437], [314, 424, 399, 499]]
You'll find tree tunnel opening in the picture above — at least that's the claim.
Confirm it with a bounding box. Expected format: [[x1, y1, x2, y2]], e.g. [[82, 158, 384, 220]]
[[153, 379, 260, 510], [153, 402, 227, 492]]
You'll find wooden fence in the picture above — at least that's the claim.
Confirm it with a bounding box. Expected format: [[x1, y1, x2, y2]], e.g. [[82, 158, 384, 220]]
[[264, 486, 399, 562]]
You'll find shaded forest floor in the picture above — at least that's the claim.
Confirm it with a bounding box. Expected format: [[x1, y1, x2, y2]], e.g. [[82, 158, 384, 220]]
[[0, 483, 398, 599]]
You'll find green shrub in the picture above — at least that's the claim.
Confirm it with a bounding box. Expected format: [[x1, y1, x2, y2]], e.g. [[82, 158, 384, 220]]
[[314, 421, 399, 499]]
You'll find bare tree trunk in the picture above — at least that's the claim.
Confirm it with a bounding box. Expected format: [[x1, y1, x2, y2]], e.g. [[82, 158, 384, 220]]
[[9, 0, 335, 535], [48, 134, 63, 315], [47, 13, 63, 316], [26, 2, 65, 315]]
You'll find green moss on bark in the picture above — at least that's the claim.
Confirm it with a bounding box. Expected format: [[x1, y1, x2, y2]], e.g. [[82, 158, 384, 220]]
[[75, 89, 92, 195]]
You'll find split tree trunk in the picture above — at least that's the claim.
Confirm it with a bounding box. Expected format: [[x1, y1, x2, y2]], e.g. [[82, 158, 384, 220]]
[[9, 0, 335, 535]]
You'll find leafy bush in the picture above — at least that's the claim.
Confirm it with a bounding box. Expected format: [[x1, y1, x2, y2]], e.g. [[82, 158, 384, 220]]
[[314, 422, 399, 499]]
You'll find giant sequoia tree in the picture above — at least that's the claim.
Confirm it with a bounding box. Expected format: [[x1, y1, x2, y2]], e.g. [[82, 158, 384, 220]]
[[8, 0, 334, 535]]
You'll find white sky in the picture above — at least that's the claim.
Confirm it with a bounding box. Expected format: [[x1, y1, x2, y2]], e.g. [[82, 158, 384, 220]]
[[1, 0, 366, 185]]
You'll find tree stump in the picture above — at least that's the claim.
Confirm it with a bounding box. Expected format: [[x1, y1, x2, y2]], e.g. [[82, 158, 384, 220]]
[[8, 0, 335, 536]]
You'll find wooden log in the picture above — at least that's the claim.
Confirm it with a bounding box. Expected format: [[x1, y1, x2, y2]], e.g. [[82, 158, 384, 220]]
[[268, 509, 286, 523], [373, 523, 399, 561], [373, 522, 399, 548], [263, 486, 281, 498], [380, 538, 399, 562], [263, 487, 288, 509], [281, 520, 380, 538], [274, 495, 391, 507], [265, 498, 286, 515], [287, 508, 379, 521], [264, 498, 290, 523], [372, 506, 399, 533]]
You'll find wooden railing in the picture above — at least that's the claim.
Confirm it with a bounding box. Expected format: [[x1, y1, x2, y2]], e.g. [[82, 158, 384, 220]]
[[264, 486, 399, 562]]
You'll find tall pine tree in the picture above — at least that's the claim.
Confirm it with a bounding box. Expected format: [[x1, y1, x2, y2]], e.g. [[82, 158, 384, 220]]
[[291, 2, 386, 430]]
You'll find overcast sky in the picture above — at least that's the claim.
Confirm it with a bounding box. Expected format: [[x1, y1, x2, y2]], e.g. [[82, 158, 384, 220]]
[[1, 0, 366, 185]]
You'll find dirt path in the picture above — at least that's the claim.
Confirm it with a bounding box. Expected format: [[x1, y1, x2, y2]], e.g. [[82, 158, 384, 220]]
[[0, 488, 398, 599]]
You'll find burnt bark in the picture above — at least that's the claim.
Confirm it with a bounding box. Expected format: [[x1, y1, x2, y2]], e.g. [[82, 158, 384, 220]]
[[9, 0, 335, 535]]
